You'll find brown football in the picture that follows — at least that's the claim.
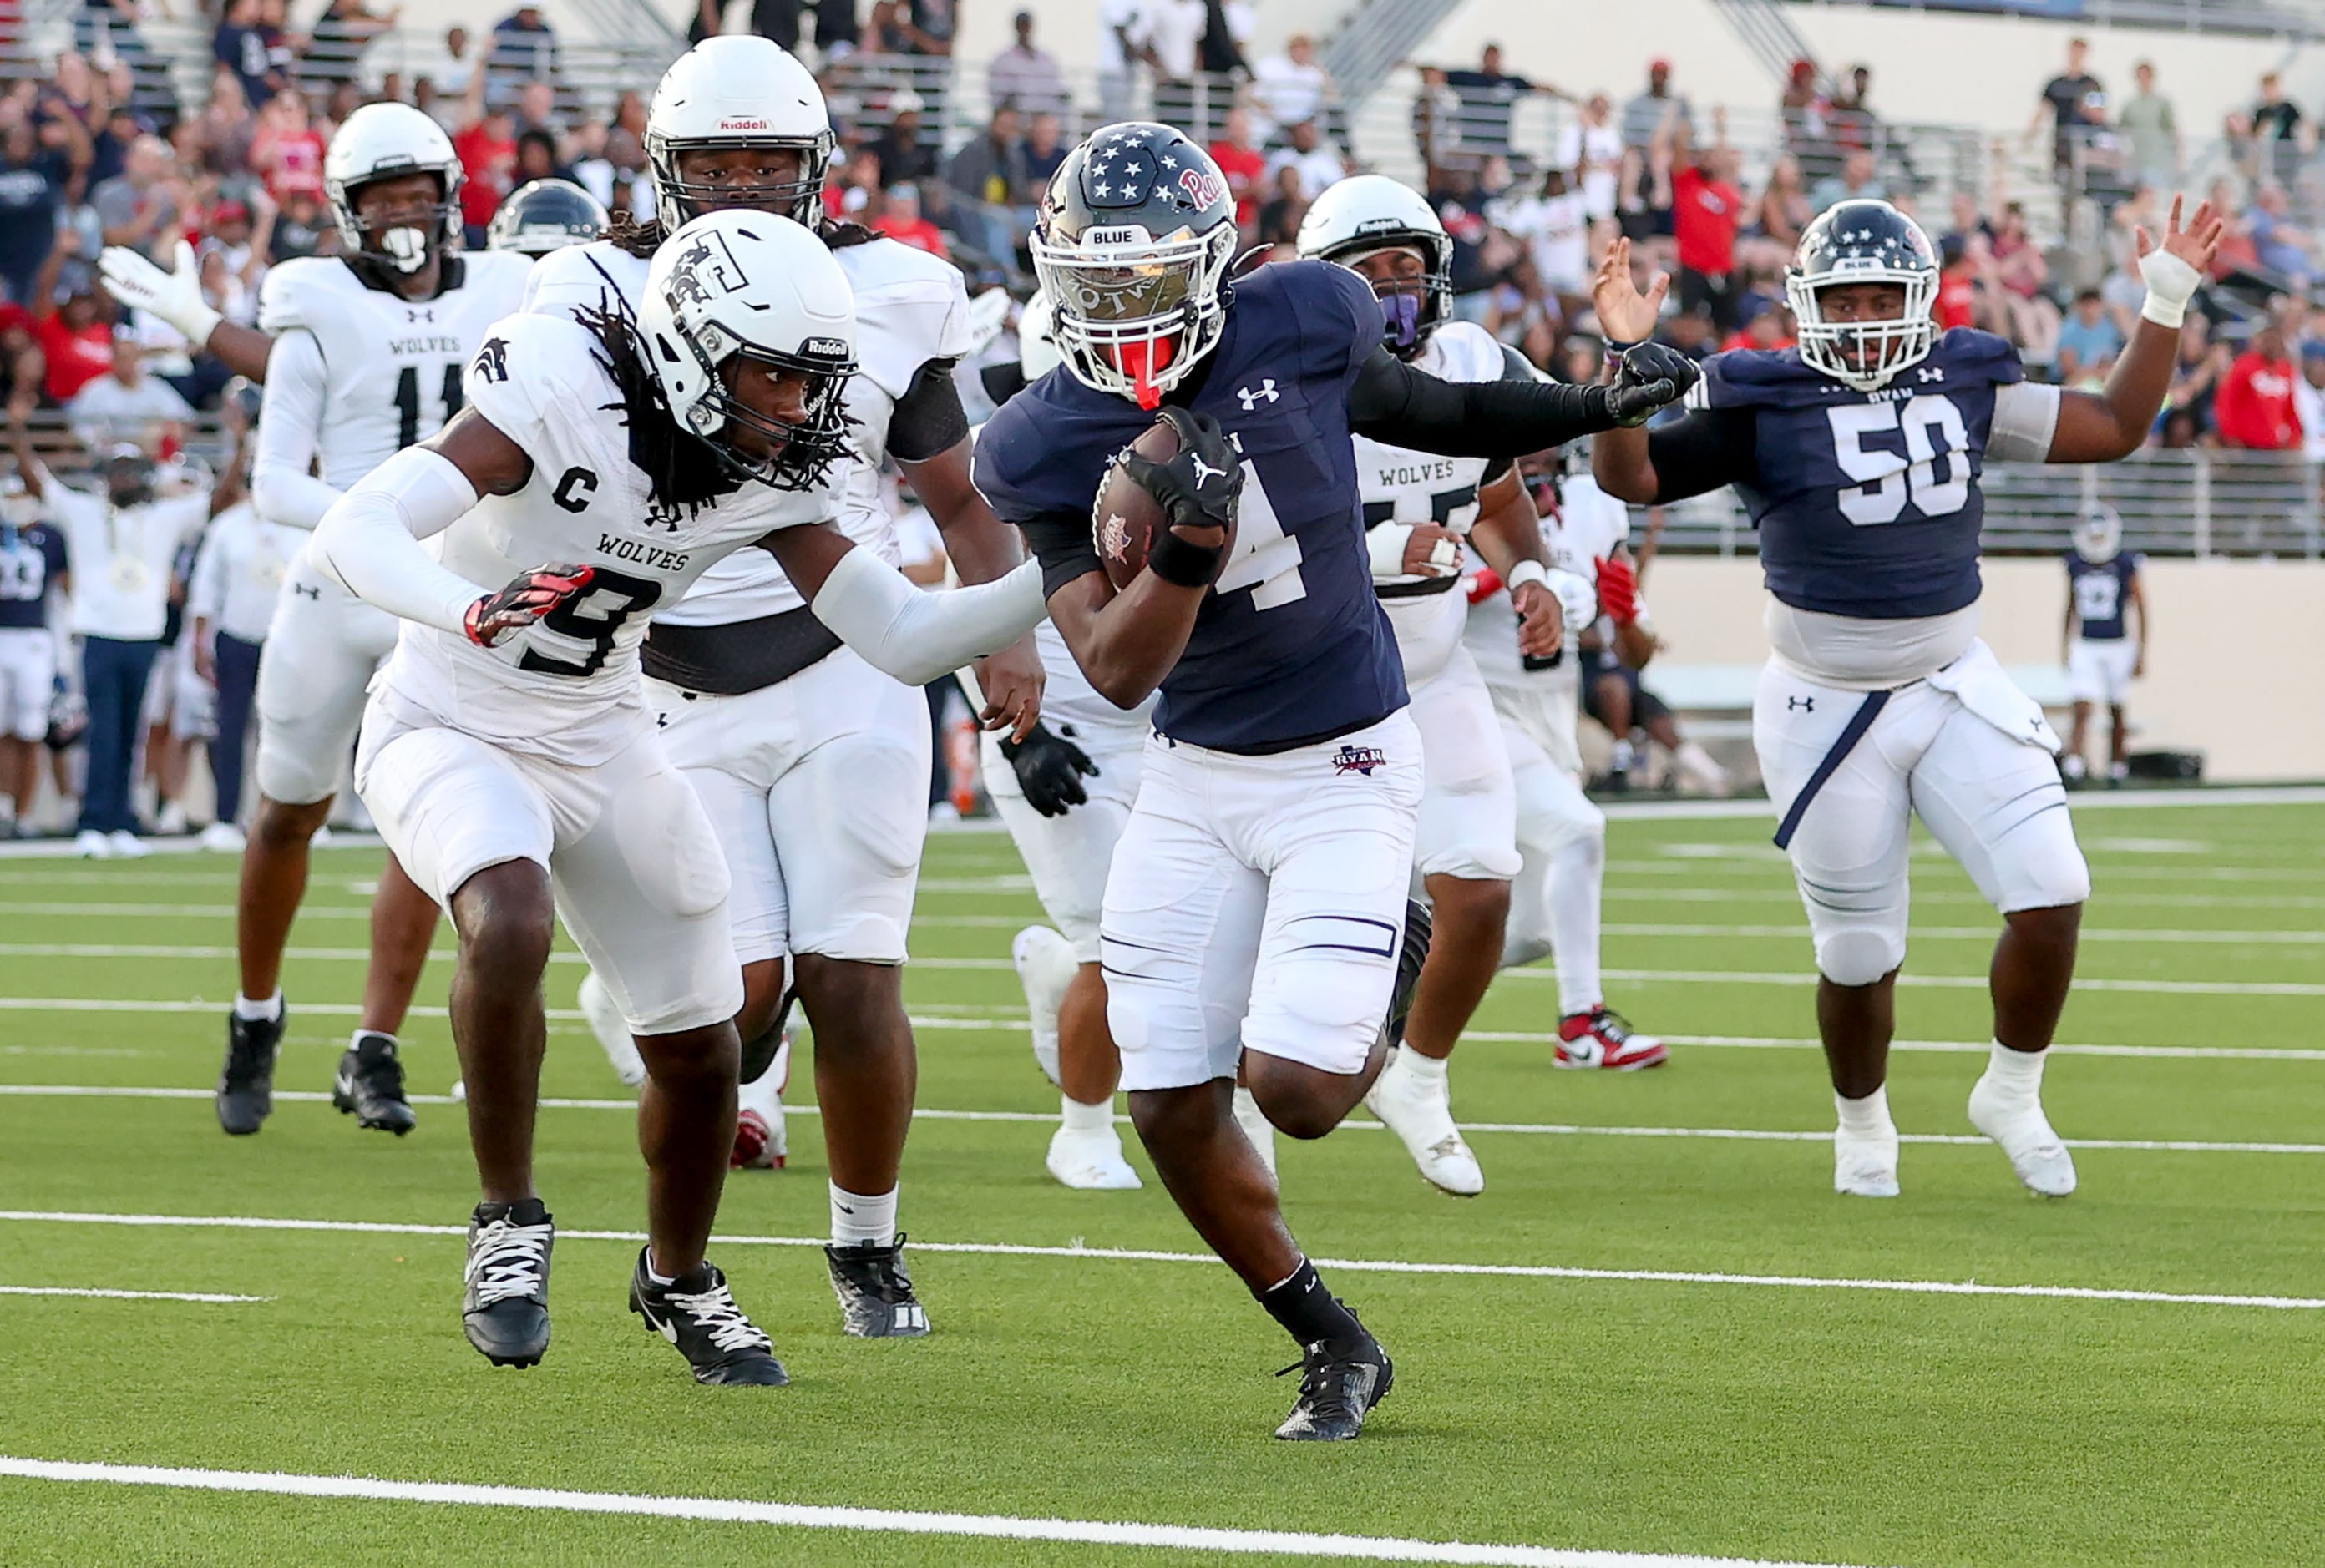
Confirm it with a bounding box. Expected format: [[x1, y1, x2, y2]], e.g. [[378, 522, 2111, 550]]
[[1091, 417, 1180, 591]]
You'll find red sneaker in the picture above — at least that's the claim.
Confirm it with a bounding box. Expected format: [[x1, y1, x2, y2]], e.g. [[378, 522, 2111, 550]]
[[732, 1110, 783, 1169], [1554, 1008, 1669, 1070]]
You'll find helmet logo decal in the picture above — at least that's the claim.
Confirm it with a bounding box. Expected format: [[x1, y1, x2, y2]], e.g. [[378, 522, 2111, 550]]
[[665, 230, 751, 311], [717, 117, 769, 131], [1177, 167, 1224, 210], [802, 336, 848, 357]]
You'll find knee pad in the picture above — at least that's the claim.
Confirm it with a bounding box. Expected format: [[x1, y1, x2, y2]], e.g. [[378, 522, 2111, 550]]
[[1816, 926, 1905, 988]]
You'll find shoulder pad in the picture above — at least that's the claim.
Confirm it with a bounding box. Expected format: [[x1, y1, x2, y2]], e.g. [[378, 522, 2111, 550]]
[[1695, 347, 1829, 410], [256, 258, 356, 334], [521, 240, 643, 320], [463, 311, 614, 442], [839, 242, 976, 394], [1930, 327, 2025, 385], [458, 249, 540, 312]]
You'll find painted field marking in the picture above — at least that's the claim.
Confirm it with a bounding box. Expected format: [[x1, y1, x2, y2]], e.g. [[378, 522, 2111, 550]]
[[1, 1209, 2318, 1312], [0, 1456, 1872, 1568], [0, 1286, 267, 1303]]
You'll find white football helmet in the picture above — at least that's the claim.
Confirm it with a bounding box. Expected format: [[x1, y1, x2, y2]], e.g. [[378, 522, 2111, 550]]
[[1018, 292, 1061, 381], [324, 102, 464, 276], [1295, 175, 1453, 359], [639, 210, 855, 491], [2075, 503, 2123, 564], [646, 35, 835, 230]]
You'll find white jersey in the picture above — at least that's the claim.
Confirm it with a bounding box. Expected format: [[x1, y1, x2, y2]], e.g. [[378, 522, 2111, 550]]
[[524, 235, 970, 628], [1352, 321, 1513, 685], [1466, 468, 1629, 773], [372, 311, 834, 766]]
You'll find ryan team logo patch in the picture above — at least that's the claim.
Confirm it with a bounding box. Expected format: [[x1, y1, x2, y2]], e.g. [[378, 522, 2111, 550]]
[[1332, 744, 1386, 777]]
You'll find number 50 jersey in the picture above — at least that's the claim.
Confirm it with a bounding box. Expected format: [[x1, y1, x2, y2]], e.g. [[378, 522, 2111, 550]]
[[257, 251, 536, 488]]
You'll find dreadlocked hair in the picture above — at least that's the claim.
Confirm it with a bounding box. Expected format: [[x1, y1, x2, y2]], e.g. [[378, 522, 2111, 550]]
[[570, 292, 743, 517], [605, 211, 663, 259]]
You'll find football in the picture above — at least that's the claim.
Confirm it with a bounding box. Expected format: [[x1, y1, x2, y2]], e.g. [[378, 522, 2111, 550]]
[[1091, 417, 1180, 591]]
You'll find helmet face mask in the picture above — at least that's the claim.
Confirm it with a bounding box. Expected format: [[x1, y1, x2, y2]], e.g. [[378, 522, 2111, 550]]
[[645, 36, 835, 231], [1786, 199, 1938, 392], [324, 104, 465, 282], [1295, 175, 1455, 359], [2076, 506, 2123, 564]]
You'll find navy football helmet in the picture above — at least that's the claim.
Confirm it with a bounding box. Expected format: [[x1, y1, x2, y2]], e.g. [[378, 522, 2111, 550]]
[[489, 179, 610, 256], [1030, 122, 1239, 408], [1785, 199, 1939, 392]]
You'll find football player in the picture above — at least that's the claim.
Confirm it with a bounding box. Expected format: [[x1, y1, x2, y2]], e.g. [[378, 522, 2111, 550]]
[[976, 123, 1694, 1439], [1294, 177, 1576, 1197], [527, 37, 1045, 1337], [2060, 503, 2145, 787], [0, 469, 69, 837], [488, 179, 610, 258], [1464, 445, 1669, 1070], [1593, 199, 2220, 1198], [310, 210, 1044, 1378]]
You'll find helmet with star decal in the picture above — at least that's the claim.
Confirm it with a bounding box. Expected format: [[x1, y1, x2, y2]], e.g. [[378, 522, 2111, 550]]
[[1030, 121, 1239, 409], [1785, 199, 1941, 392]]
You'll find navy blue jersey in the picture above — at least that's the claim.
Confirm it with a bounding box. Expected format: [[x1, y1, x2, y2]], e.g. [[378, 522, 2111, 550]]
[[975, 260, 1407, 752], [0, 522, 68, 630], [2067, 549, 2140, 640], [1679, 329, 2024, 619]]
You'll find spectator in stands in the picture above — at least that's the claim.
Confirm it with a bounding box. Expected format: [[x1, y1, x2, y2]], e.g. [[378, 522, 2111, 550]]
[[2056, 287, 2125, 384], [690, 0, 797, 53], [427, 25, 476, 99], [988, 10, 1069, 119], [1988, 200, 2059, 366], [1249, 33, 1335, 149], [1490, 165, 1589, 306], [29, 232, 114, 406], [2246, 183, 2313, 286], [2030, 37, 2107, 188], [489, 5, 560, 107], [1669, 110, 1743, 331], [2295, 341, 2325, 463], [453, 93, 516, 249], [1737, 151, 1811, 276], [1209, 106, 1268, 236], [306, 0, 399, 86], [0, 114, 68, 310], [1442, 43, 1537, 159], [1558, 92, 1622, 223], [1484, 255, 1558, 367], [1264, 118, 1347, 205], [68, 332, 190, 453], [874, 181, 947, 256], [215, 0, 288, 113], [1621, 58, 1690, 154], [1778, 59, 1826, 161], [270, 185, 330, 260], [1254, 162, 1308, 249], [2165, 311, 2226, 435], [945, 103, 1030, 266], [1025, 109, 1066, 188], [512, 128, 567, 188], [1137, 0, 1217, 145], [191, 70, 256, 177], [1826, 64, 1882, 155], [512, 78, 561, 142], [2215, 322, 2301, 451], [248, 90, 325, 205], [871, 86, 934, 187], [91, 134, 187, 264], [2249, 72, 2302, 185], [1096, 0, 1142, 118], [41, 49, 103, 138], [86, 101, 149, 190], [2116, 60, 2178, 191]]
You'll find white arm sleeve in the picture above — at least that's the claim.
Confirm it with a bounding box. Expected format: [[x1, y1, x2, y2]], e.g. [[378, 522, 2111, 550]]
[[1987, 381, 2064, 464], [251, 330, 347, 530], [810, 549, 1046, 688], [314, 445, 489, 636]]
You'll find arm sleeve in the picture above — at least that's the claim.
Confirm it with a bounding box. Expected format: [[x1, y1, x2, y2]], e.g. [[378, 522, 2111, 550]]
[[1020, 512, 1104, 598], [251, 329, 345, 529], [1987, 380, 2063, 463], [1640, 406, 1761, 503], [809, 548, 1047, 686], [887, 357, 973, 464], [1347, 344, 1618, 457], [313, 444, 489, 636]]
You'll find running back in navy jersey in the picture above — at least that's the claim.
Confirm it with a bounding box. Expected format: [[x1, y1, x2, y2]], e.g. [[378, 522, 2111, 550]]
[[1685, 328, 2024, 619], [975, 261, 1407, 752], [0, 523, 68, 630], [2067, 549, 2140, 640]]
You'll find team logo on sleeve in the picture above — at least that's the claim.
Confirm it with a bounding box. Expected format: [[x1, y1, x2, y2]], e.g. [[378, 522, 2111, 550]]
[[473, 336, 511, 383], [1332, 744, 1387, 777]]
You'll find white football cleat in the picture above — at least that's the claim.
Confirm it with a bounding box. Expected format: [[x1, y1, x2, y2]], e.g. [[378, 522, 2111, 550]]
[[1231, 1084, 1277, 1176], [1046, 1120, 1142, 1190], [108, 830, 151, 858], [1011, 924, 1076, 1087], [576, 970, 646, 1086], [732, 1031, 790, 1170], [1834, 1122, 1902, 1198], [1364, 1050, 1482, 1197], [1968, 1074, 2077, 1197], [74, 829, 111, 858], [200, 821, 246, 852], [153, 800, 188, 836]]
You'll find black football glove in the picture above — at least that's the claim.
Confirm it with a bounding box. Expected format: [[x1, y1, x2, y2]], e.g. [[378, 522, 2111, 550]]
[[1117, 407, 1243, 535], [999, 721, 1097, 817], [1603, 342, 1703, 427], [464, 563, 595, 648]]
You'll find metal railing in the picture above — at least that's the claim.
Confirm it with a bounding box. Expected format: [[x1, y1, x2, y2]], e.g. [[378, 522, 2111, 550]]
[[1787, 0, 2325, 39]]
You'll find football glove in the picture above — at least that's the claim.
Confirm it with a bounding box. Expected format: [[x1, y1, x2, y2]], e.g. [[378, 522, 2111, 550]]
[[1595, 554, 1639, 625], [1604, 342, 1701, 427], [1119, 407, 1243, 536], [999, 721, 1098, 818], [464, 563, 595, 649], [99, 240, 221, 348]]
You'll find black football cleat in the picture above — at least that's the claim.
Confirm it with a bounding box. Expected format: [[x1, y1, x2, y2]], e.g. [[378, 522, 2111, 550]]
[[463, 1199, 554, 1367], [825, 1235, 931, 1338], [1274, 1319, 1394, 1441], [332, 1031, 417, 1135], [629, 1249, 789, 1386], [216, 1008, 284, 1136]]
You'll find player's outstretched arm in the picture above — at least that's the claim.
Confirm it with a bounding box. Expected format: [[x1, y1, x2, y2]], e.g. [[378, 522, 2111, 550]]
[[1346, 339, 1695, 459], [763, 523, 1047, 689], [903, 432, 1046, 741], [2043, 197, 2222, 463], [99, 243, 275, 384]]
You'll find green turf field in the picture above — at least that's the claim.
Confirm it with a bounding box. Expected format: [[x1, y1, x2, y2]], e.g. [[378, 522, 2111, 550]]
[[1, 793, 2321, 1566]]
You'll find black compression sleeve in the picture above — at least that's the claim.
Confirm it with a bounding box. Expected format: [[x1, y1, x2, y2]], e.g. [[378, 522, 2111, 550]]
[[1641, 406, 1760, 503], [1020, 512, 1104, 598], [1346, 345, 1617, 458], [889, 357, 973, 463]]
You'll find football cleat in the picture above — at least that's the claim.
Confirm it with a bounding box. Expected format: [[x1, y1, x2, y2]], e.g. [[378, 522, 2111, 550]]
[[108, 829, 150, 858], [1834, 1122, 1902, 1198], [1274, 1318, 1394, 1441], [463, 1200, 554, 1367], [826, 1236, 931, 1338], [332, 1031, 417, 1135], [216, 1007, 285, 1136], [1364, 1050, 1482, 1197], [732, 1029, 791, 1169], [577, 970, 646, 1086], [628, 1248, 789, 1386], [1045, 1119, 1142, 1190], [1968, 1074, 2077, 1197], [1012, 923, 1076, 1087], [1554, 1007, 1669, 1070]]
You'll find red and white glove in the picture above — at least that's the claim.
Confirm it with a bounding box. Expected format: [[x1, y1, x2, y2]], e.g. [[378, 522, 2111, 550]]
[[464, 563, 595, 648], [1594, 554, 1639, 626], [1465, 566, 1505, 604]]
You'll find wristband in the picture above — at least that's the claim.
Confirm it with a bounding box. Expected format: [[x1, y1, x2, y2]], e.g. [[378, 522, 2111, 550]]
[[1506, 560, 1550, 593], [1366, 521, 1415, 579], [1603, 337, 1644, 355], [1148, 526, 1224, 588], [2138, 246, 2201, 331]]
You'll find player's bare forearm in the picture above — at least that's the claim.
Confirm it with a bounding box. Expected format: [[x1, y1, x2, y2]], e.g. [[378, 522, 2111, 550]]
[[1592, 424, 1658, 502], [1614, 617, 1659, 670], [205, 321, 275, 383], [1046, 565, 1203, 710], [2049, 316, 2175, 463], [1466, 468, 1547, 578]]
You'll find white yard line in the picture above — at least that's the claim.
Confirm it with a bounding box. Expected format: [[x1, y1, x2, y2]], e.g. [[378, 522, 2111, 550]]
[[0, 1285, 267, 1303], [1497, 969, 2325, 996], [0, 1456, 1871, 1568]]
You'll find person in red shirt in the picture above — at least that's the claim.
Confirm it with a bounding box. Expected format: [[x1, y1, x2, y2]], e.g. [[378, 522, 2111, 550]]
[[1935, 235, 1979, 331], [452, 104, 517, 247], [872, 183, 949, 257], [1208, 107, 1267, 236], [26, 232, 112, 405], [1667, 114, 1743, 331], [2213, 321, 2301, 450], [249, 89, 327, 204]]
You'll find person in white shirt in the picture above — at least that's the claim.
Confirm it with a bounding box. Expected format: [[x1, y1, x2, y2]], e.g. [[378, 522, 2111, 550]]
[[1249, 34, 1335, 146], [67, 336, 194, 454], [7, 420, 224, 857], [189, 412, 301, 850], [1491, 167, 1592, 299], [1095, 0, 1144, 111], [1558, 94, 1624, 221], [1264, 119, 1349, 203]]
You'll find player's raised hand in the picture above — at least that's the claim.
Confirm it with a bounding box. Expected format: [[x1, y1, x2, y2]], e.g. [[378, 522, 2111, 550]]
[[1606, 341, 1700, 426], [464, 563, 595, 648], [1591, 237, 1667, 346], [99, 240, 221, 345], [1120, 407, 1242, 537], [2137, 195, 2224, 276], [1000, 720, 1097, 817]]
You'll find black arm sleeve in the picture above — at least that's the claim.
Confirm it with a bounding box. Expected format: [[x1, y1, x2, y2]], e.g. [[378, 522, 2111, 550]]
[[979, 360, 1028, 407], [1482, 343, 1547, 483], [1347, 345, 1618, 458], [1641, 406, 1760, 503], [888, 357, 973, 464], [1020, 512, 1105, 599]]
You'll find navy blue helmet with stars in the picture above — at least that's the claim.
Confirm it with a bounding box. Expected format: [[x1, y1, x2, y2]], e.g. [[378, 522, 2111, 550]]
[[1783, 198, 1940, 392], [1029, 121, 1239, 408]]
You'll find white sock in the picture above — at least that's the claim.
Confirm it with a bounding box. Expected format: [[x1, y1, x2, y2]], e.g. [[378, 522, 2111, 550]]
[[1982, 1040, 2047, 1100], [233, 991, 283, 1023], [646, 1259, 677, 1288], [1393, 1049, 1448, 1087], [1549, 832, 1604, 1017], [830, 1181, 898, 1247], [1059, 1094, 1112, 1133], [1835, 1085, 1894, 1136]]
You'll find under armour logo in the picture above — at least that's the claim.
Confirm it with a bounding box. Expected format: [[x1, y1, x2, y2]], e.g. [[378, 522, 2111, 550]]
[[405, 306, 436, 324], [1237, 381, 1279, 410], [292, 583, 322, 600], [1917, 367, 1945, 382], [1787, 695, 1814, 711]]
